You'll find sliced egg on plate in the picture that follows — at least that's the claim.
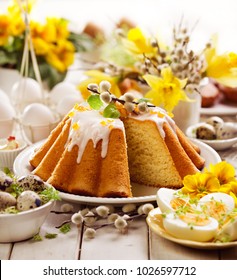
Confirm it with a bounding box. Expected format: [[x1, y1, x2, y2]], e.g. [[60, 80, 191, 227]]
[[216, 212, 237, 242], [197, 192, 235, 221], [163, 212, 219, 242], [156, 188, 196, 213]]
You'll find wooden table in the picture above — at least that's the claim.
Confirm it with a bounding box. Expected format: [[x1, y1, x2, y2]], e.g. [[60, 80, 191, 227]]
[[1, 143, 237, 261]]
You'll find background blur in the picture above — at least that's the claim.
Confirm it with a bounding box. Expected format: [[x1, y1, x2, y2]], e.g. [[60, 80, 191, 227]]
[[0, 0, 237, 52]]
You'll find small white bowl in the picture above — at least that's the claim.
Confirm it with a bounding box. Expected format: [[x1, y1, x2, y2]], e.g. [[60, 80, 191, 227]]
[[0, 200, 55, 243], [186, 123, 237, 151], [0, 139, 27, 169]]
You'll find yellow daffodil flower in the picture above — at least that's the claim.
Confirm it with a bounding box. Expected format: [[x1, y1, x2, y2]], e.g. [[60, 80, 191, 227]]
[[181, 173, 221, 199], [78, 70, 122, 100], [204, 161, 236, 186], [0, 15, 11, 46], [46, 17, 69, 41], [143, 67, 187, 112], [205, 36, 237, 87], [46, 39, 75, 72], [122, 27, 156, 56]]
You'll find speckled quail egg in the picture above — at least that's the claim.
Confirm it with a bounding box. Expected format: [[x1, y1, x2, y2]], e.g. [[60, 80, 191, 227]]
[[196, 123, 217, 140], [216, 123, 237, 140], [17, 175, 46, 192], [0, 171, 13, 191], [206, 116, 224, 129], [17, 190, 41, 211], [0, 192, 16, 210]]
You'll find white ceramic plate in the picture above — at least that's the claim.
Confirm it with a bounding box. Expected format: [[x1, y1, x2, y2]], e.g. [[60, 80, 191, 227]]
[[147, 207, 237, 249], [200, 101, 237, 116], [186, 123, 237, 151], [13, 139, 221, 205]]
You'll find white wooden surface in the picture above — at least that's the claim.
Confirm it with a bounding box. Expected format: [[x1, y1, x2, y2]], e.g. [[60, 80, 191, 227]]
[[1, 139, 237, 260]]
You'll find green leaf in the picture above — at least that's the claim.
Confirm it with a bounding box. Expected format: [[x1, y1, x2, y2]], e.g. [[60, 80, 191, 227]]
[[32, 234, 43, 242], [59, 223, 71, 234], [103, 104, 120, 119], [87, 94, 103, 110], [45, 233, 58, 239]]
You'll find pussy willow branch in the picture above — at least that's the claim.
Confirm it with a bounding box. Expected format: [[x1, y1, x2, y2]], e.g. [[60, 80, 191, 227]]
[[87, 88, 156, 107]]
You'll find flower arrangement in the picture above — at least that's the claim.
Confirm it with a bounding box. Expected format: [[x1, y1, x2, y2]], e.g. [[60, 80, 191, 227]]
[[78, 20, 237, 113], [0, 0, 92, 89]]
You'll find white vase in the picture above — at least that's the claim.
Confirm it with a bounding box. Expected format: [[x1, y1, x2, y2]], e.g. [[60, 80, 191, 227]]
[[0, 68, 20, 96], [172, 92, 201, 133]]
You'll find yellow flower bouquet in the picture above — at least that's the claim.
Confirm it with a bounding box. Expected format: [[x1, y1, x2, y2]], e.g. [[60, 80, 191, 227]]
[[0, 0, 92, 89], [79, 21, 237, 114]]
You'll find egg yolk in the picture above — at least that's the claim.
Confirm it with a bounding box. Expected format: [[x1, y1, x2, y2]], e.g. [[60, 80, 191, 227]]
[[178, 212, 211, 226], [201, 200, 227, 221], [170, 198, 195, 213]]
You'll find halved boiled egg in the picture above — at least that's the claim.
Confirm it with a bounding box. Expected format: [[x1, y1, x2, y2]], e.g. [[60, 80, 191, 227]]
[[197, 192, 235, 221], [156, 188, 196, 213], [216, 212, 237, 242], [163, 212, 219, 242]]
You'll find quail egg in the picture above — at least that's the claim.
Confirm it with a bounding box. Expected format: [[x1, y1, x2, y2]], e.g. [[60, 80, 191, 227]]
[[0, 191, 16, 210], [196, 123, 217, 140], [17, 175, 46, 192], [206, 116, 224, 129], [0, 171, 13, 191], [17, 190, 41, 211], [216, 123, 237, 140]]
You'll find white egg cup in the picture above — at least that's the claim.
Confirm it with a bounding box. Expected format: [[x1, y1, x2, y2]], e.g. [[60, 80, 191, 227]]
[[20, 114, 60, 144]]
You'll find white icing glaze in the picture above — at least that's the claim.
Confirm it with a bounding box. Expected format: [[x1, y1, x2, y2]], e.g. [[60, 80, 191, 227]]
[[66, 102, 176, 163], [130, 107, 176, 138], [67, 104, 124, 163]]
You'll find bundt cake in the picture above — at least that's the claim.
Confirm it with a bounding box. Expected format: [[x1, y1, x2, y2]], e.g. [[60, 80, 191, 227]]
[[29, 84, 205, 198]]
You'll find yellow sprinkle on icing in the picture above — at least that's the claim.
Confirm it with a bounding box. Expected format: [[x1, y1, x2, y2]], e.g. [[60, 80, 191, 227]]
[[157, 112, 165, 118], [74, 103, 90, 112], [72, 123, 80, 130], [109, 125, 114, 130], [100, 119, 114, 127], [68, 111, 75, 118], [100, 121, 107, 126]]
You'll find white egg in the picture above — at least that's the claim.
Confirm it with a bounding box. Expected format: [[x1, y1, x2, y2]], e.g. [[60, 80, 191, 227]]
[[0, 100, 16, 120], [157, 188, 177, 212], [163, 212, 219, 242], [197, 192, 235, 221], [156, 188, 195, 213], [56, 95, 83, 116], [50, 82, 81, 105], [10, 77, 42, 106], [216, 214, 237, 242], [0, 89, 11, 104], [22, 103, 55, 126]]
